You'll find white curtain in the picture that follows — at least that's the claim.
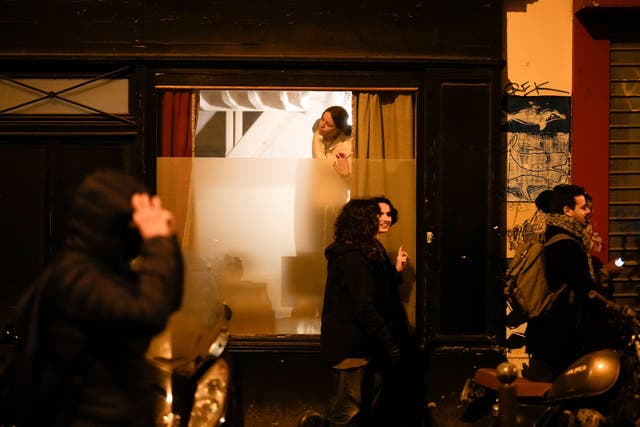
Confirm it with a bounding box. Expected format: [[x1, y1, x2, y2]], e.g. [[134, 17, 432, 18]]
[[199, 90, 310, 112]]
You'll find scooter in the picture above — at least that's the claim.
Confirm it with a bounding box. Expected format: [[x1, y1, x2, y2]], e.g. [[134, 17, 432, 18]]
[[146, 302, 233, 427], [460, 290, 640, 426], [146, 252, 235, 427]]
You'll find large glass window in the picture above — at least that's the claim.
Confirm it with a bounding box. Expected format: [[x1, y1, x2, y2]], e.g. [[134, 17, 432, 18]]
[[157, 88, 416, 336]]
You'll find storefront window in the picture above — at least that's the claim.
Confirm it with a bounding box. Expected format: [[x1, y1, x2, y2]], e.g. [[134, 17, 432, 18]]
[[157, 89, 416, 336]]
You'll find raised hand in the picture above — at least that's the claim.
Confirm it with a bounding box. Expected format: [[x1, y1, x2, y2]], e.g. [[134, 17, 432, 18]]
[[131, 193, 174, 239], [396, 244, 409, 272]]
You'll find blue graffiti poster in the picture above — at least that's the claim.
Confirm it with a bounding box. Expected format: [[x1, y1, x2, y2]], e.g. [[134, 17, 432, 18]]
[[503, 95, 571, 202]]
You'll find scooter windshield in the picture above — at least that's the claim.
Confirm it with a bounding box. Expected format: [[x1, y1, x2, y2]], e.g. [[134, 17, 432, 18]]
[[146, 251, 230, 375]]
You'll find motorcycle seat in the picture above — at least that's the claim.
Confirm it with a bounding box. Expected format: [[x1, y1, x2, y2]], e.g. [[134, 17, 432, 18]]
[[473, 368, 551, 398]]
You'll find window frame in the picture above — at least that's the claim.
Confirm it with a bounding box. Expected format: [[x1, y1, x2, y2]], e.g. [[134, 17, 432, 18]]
[[149, 68, 424, 350]]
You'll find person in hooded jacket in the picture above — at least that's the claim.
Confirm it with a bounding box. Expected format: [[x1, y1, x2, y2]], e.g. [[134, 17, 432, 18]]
[[11, 170, 183, 427], [320, 198, 421, 427]]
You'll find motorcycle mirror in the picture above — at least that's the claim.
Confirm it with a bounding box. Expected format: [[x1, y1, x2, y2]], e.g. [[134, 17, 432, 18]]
[[223, 303, 233, 321]]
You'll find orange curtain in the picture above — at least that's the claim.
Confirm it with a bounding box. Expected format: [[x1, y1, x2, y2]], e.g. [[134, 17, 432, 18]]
[[161, 91, 195, 157], [158, 90, 196, 248], [352, 92, 417, 313]]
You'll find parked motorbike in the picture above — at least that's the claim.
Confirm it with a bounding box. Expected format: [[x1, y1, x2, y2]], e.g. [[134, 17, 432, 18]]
[[146, 303, 233, 427], [146, 251, 235, 427], [460, 290, 640, 426]]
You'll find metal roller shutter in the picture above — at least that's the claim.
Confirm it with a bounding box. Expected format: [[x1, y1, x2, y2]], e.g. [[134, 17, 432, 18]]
[[610, 42, 640, 307]]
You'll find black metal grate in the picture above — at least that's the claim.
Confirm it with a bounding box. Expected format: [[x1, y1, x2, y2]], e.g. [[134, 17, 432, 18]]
[[609, 42, 640, 307]]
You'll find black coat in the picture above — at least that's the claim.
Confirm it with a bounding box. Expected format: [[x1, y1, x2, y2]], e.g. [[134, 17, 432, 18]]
[[320, 241, 411, 367], [526, 226, 611, 374], [320, 240, 423, 426], [21, 171, 183, 427]]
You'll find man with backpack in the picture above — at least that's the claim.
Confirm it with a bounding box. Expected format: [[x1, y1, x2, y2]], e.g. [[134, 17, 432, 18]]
[[524, 184, 614, 382]]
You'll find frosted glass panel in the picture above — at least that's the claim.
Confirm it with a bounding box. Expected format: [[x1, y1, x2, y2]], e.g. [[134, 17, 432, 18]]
[[157, 157, 416, 336]]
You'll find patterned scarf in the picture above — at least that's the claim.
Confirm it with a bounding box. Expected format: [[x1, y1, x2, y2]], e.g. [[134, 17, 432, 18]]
[[546, 213, 596, 281]]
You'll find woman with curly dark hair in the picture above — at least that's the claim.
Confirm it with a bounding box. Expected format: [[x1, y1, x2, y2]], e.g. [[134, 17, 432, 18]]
[[320, 199, 422, 427], [331, 199, 380, 258]]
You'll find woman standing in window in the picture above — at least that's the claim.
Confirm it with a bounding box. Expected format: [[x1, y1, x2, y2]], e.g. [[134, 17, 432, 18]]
[[312, 105, 354, 177]]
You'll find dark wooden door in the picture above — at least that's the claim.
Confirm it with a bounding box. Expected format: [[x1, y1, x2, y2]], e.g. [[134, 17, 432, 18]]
[[0, 136, 137, 325]]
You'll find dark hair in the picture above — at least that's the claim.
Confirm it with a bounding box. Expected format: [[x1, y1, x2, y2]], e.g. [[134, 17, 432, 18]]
[[550, 184, 586, 214], [534, 189, 553, 214], [369, 196, 399, 225], [333, 199, 380, 258], [324, 106, 352, 137]]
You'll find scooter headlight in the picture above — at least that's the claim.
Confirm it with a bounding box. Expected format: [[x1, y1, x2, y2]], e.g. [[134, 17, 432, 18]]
[[188, 357, 230, 427]]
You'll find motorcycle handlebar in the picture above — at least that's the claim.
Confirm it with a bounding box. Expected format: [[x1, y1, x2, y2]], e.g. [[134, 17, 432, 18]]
[[588, 290, 640, 328]]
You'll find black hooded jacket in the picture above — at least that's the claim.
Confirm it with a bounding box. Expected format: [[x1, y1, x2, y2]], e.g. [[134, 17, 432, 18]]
[[27, 170, 183, 426], [320, 240, 411, 367]]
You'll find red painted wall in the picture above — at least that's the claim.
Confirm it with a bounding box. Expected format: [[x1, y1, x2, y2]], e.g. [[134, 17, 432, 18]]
[[572, 2, 610, 259], [573, 0, 640, 260]]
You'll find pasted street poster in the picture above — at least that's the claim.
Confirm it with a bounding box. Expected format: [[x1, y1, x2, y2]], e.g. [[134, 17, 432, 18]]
[[503, 95, 571, 255]]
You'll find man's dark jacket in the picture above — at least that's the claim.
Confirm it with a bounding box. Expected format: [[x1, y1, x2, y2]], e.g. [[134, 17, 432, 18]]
[[526, 225, 611, 377]]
